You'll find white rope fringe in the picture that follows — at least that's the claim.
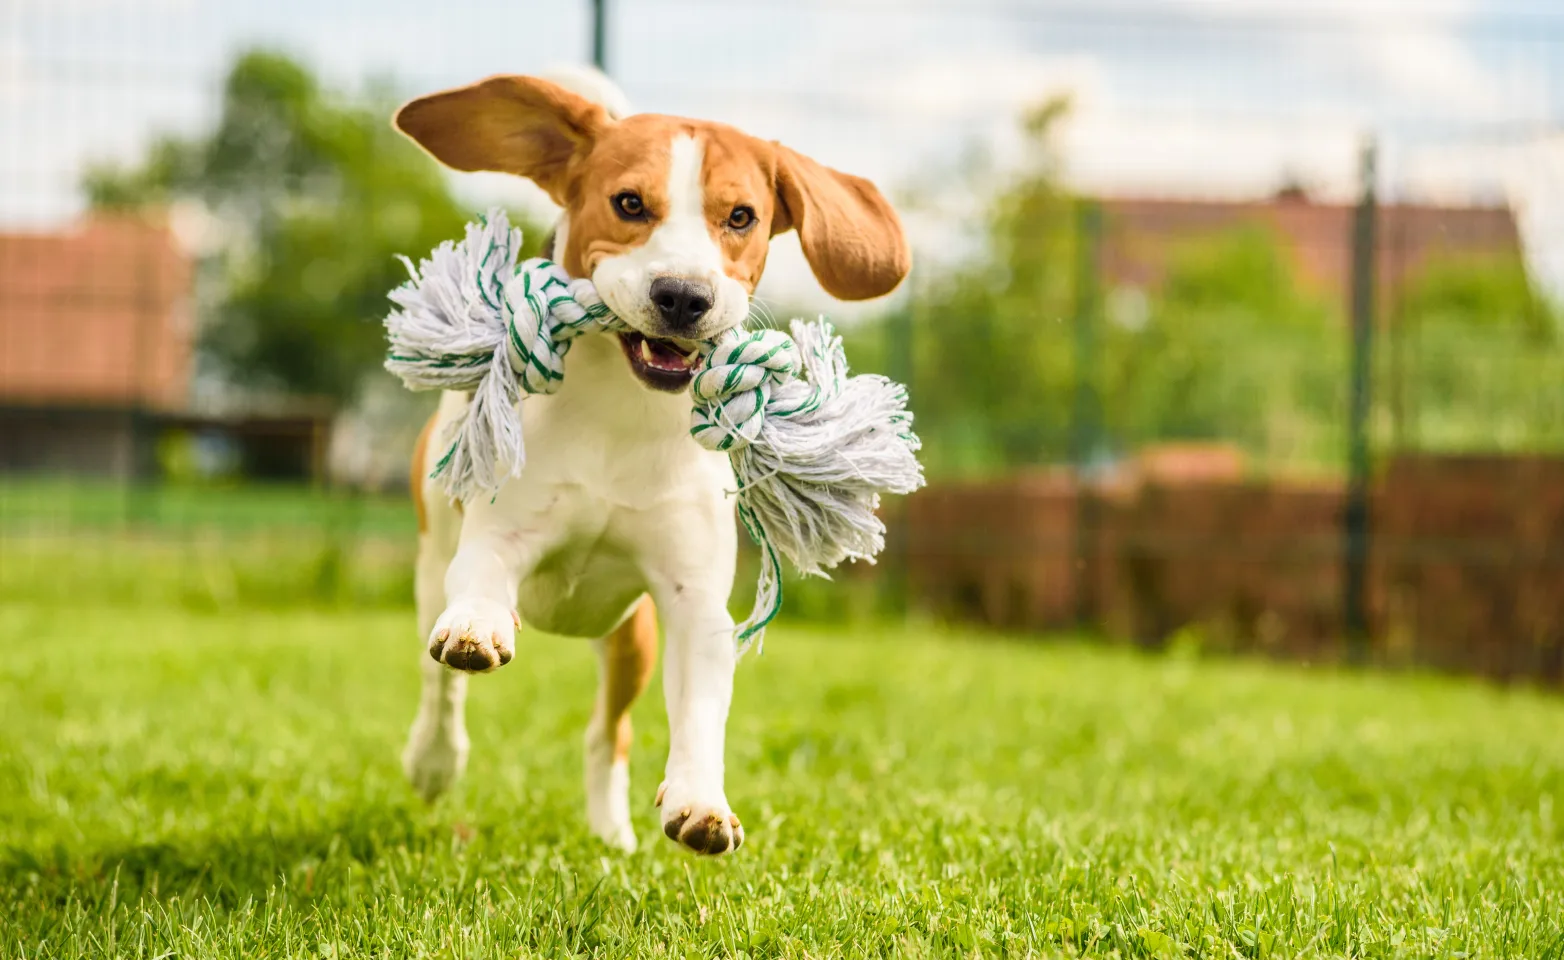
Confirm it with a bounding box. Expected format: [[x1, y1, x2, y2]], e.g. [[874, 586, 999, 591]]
[[384, 209, 924, 650]]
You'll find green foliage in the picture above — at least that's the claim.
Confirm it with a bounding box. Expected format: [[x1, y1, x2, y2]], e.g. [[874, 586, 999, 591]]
[[854, 100, 1344, 479], [1390, 254, 1564, 453], [1402, 252, 1558, 339], [85, 50, 536, 405], [850, 98, 1079, 478], [2, 600, 1561, 957], [0, 479, 417, 608], [1102, 225, 1345, 469], [855, 101, 1564, 479]]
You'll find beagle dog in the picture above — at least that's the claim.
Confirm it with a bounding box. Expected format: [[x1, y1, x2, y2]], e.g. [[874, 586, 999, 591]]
[[395, 69, 909, 856]]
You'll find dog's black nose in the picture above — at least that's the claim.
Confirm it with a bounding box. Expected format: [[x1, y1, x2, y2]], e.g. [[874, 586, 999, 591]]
[[649, 277, 713, 329]]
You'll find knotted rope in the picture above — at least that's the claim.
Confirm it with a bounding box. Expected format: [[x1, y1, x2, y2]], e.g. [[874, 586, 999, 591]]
[[385, 209, 924, 649]]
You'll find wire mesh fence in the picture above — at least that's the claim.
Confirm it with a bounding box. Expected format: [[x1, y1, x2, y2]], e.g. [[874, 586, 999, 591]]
[[2, 1, 1561, 679]]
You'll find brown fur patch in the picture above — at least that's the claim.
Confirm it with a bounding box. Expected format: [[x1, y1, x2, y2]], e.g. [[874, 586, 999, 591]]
[[772, 143, 911, 300], [395, 75, 909, 299], [410, 413, 436, 534], [395, 76, 608, 203], [558, 116, 782, 295], [601, 597, 659, 761]]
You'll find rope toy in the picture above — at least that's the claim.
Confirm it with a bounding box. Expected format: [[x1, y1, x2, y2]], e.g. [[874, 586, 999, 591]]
[[384, 209, 924, 649]]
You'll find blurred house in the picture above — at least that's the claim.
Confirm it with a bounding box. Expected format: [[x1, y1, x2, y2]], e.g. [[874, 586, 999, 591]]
[[1099, 188, 1523, 308], [0, 216, 329, 480]]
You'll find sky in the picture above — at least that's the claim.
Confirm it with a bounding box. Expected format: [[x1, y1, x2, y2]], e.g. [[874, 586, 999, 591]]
[[3, 0, 1562, 307]]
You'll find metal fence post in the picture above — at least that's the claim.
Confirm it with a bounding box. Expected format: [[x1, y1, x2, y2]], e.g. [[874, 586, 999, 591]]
[[591, 0, 608, 72], [1344, 139, 1378, 662]]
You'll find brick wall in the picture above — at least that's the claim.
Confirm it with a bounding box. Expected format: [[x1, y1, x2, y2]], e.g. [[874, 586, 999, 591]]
[[906, 474, 1081, 631], [903, 454, 1564, 684], [1378, 456, 1564, 682]]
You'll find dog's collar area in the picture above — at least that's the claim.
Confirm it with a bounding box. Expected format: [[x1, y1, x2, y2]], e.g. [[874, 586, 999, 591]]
[[617, 331, 701, 392]]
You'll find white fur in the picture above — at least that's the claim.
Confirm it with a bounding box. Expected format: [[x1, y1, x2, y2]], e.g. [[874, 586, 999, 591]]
[[537, 64, 632, 121], [404, 113, 746, 853], [592, 135, 751, 341], [406, 336, 741, 851], [402, 500, 469, 801], [585, 636, 637, 852]]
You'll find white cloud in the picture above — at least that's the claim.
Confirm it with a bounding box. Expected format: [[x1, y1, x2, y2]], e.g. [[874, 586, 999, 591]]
[[1065, 109, 1364, 201], [1364, 30, 1502, 119], [0, 37, 27, 103], [2, 0, 1559, 297], [9, 0, 196, 9], [1398, 133, 1564, 299], [1331, 2, 1541, 125], [1516, 139, 1564, 302], [841, 52, 1106, 121]]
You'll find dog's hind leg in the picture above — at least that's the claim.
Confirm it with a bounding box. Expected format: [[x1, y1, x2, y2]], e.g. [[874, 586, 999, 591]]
[[585, 596, 658, 852], [403, 408, 470, 801]]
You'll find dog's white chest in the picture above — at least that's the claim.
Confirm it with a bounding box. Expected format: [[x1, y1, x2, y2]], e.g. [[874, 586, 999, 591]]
[[517, 333, 730, 502], [491, 334, 734, 635]]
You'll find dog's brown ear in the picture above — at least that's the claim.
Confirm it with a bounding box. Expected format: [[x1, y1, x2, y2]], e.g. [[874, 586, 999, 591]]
[[395, 75, 609, 204], [770, 144, 910, 301]]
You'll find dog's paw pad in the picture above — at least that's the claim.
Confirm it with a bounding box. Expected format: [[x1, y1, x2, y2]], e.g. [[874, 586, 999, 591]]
[[429, 599, 517, 673], [659, 789, 743, 856]]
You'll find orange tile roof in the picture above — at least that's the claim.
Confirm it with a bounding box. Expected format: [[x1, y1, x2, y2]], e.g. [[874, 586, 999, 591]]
[[0, 216, 193, 410], [1098, 194, 1522, 311]]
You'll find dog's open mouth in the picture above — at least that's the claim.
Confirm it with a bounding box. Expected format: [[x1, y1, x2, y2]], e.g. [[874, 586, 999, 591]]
[[618, 331, 702, 392]]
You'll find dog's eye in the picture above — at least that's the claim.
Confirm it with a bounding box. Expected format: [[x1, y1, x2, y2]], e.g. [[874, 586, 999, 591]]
[[727, 205, 755, 231], [612, 192, 646, 221]]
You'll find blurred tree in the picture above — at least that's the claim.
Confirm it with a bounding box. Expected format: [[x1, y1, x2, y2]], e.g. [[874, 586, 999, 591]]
[[1395, 254, 1562, 452], [851, 98, 1342, 478], [852, 94, 1564, 477], [86, 50, 534, 405], [1103, 226, 1342, 469], [851, 97, 1079, 477], [1402, 252, 1558, 340]]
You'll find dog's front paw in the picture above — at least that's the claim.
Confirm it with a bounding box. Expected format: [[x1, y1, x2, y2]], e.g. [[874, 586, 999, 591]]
[[429, 598, 518, 673], [656, 781, 744, 856]]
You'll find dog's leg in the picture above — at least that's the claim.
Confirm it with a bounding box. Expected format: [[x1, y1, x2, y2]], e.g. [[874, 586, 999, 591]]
[[650, 577, 744, 855], [427, 510, 537, 673], [404, 528, 469, 801], [585, 597, 658, 852]]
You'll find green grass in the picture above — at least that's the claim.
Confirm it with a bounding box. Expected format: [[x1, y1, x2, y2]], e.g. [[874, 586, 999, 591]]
[[0, 536, 416, 610], [0, 479, 420, 611], [0, 481, 862, 620], [0, 479, 413, 537], [2, 603, 1561, 959]]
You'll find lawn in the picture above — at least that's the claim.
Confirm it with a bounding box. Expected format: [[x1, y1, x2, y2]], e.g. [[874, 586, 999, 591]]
[[1, 602, 1561, 959], [0, 479, 413, 538]]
